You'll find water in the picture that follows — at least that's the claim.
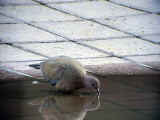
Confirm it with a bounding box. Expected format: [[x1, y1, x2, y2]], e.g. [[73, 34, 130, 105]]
[[0, 75, 160, 120]]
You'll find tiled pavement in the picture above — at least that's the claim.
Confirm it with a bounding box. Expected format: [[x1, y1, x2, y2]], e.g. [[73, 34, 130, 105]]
[[0, 0, 160, 77], [0, 0, 160, 119]]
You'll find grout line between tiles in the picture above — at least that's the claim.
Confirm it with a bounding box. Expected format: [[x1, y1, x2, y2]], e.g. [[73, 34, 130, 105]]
[[108, 0, 158, 14], [0, 5, 160, 73], [101, 98, 159, 120]]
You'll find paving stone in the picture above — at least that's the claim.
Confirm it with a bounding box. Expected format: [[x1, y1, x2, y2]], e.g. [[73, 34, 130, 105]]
[[102, 14, 160, 36], [110, 75, 160, 92], [138, 110, 160, 119], [0, 5, 81, 22], [126, 55, 160, 69], [141, 34, 160, 44], [34, 21, 130, 40], [110, 0, 160, 14], [78, 57, 126, 66], [14, 42, 107, 58], [0, 44, 45, 62], [79, 38, 160, 56], [0, 15, 20, 24], [35, 0, 90, 4], [85, 110, 155, 120], [0, 70, 30, 82], [0, 24, 67, 43], [49, 1, 144, 19], [0, 61, 44, 78], [0, 0, 38, 6]]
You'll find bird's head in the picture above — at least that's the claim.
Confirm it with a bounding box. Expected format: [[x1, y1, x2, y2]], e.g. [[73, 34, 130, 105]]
[[84, 76, 100, 94]]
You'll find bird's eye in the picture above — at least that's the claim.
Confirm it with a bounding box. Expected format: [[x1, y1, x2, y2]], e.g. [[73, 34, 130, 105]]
[[92, 84, 94, 86]]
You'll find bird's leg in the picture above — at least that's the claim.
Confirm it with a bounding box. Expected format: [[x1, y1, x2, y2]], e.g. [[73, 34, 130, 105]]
[[53, 87, 57, 95]]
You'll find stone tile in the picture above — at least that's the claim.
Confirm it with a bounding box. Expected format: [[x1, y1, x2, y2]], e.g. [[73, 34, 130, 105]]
[[141, 34, 160, 44], [49, 1, 144, 19], [0, 24, 67, 43], [138, 110, 160, 119], [0, 15, 20, 24], [35, 0, 90, 4], [85, 110, 155, 120], [0, 44, 45, 62], [110, 75, 160, 92], [96, 76, 141, 93], [115, 99, 160, 110], [80, 38, 160, 56], [110, 0, 160, 14], [34, 21, 130, 40], [83, 57, 160, 75], [14, 42, 107, 58], [78, 57, 125, 66], [0, 70, 30, 82], [0, 0, 38, 6], [0, 61, 44, 78], [126, 55, 160, 69], [102, 14, 160, 36], [0, 5, 81, 22], [99, 99, 126, 111]]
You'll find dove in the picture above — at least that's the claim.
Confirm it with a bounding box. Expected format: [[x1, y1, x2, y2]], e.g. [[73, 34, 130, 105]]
[[28, 94, 100, 120], [29, 56, 100, 94]]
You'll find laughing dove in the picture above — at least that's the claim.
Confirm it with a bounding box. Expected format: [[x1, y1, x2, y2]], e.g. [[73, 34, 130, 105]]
[[29, 56, 100, 94], [28, 94, 100, 120]]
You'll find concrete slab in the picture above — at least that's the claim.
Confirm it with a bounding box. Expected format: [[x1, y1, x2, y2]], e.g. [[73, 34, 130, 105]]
[[102, 14, 160, 36], [35, 0, 90, 4], [126, 55, 160, 69], [110, 0, 160, 14], [49, 1, 144, 19], [79, 38, 160, 56], [0, 24, 67, 43], [34, 21, 130, 40], [14, 42, 108, 58], [0, 0, 39, 6], [0, 5, 81, 22], [141, 34, 160, 44], [0, 15, 20, 24], [0, 44, 45, 62]]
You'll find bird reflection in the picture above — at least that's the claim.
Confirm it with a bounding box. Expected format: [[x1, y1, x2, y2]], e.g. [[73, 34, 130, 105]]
[[29, 94, 100, 120]]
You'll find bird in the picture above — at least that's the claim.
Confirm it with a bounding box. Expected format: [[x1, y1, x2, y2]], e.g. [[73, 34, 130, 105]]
[[29, 56, 100, 94], [28, 94, 100, 120]]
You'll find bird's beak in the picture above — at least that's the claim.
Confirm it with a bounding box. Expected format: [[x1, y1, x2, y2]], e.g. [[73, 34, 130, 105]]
[[96, 88, 100, 95]]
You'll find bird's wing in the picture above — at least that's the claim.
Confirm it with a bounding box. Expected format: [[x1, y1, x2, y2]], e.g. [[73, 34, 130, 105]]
[[40, 59, 68, 86]]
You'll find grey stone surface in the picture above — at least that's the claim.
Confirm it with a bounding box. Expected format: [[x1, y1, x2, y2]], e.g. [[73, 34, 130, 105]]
[[35, 0, 90, 4], [79, 38, 160, 56], [0, 44, 45, 62], [49, 1, 144, 19], [110, 0, 160, 14], [15, 42, 108, 58], [0, 24, 66, 43], [0, 0, 38, 6], [34, 21, 130, 40], [102, 14, 160, 36], [126, 55, 160, 69], [0, 5, 81, 22], [141, 34, 160, 44], [0, 15, 20, 23], [78, 57, 126, 66]]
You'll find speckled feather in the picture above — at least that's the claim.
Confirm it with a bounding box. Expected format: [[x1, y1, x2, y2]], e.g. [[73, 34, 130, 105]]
[[40, 56, 86, 91]]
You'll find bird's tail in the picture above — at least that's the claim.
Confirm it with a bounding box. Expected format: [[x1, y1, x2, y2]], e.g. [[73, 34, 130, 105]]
[[28, 63, 41, 69]]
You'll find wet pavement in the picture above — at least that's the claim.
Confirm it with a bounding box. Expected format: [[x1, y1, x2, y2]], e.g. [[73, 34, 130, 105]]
[[0, 74, 160, 120]]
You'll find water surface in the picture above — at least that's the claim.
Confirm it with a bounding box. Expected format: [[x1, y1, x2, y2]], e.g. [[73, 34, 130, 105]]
[[0, 75, 159, 120]]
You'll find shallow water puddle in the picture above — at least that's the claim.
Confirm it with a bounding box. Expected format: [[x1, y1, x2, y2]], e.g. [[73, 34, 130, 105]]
[[0, 75, 160, 120]]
